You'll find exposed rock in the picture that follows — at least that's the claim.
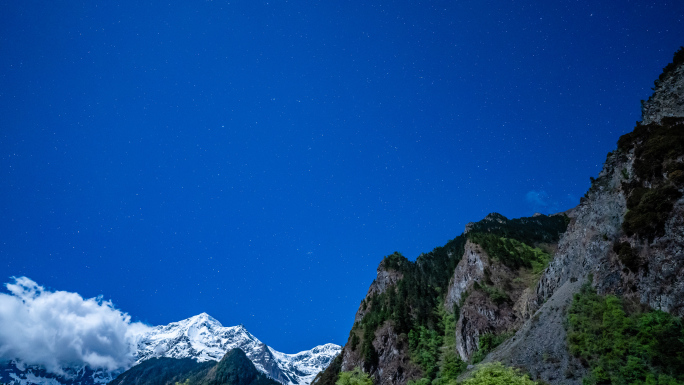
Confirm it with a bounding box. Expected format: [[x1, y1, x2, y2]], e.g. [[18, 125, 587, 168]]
[[455, 291, 518, 361], [372, 323, 422, 385], [636, 199, 684, 315], [338, 322, 421, 385], [445, 241, 539, 361], [444, 241, 487, 312], [536, 150, 628, 303], [642, 61, 684, 125]]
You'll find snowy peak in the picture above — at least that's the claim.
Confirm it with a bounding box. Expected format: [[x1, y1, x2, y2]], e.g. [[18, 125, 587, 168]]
[[268, 343, 342, 385], [134, 313, 261, 364], [133, 313, 340, 385]]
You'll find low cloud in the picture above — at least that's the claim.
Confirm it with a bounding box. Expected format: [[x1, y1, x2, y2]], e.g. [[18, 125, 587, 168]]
[[525, 190, 549, 208], [525, 189, 561, 214], [0, 277, 151, 375]]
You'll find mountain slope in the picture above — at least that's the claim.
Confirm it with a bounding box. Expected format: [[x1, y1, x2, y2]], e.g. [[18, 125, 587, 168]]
[[191, 349, 279, 385], [108, 358, 213, 385], [111, 349, 280, 385]]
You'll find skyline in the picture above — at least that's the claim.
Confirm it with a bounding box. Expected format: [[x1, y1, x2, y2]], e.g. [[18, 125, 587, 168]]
[[2, 0, 684, 357]]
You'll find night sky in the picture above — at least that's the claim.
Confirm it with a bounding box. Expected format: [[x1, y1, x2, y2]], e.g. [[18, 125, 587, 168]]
[[1, 0, 683, 354]]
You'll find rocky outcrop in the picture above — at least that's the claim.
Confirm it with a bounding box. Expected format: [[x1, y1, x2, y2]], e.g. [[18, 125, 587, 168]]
[[536, 57, 684, 314], [371, 323, 421, 385], [455, 291, 518, 361], [444, 241, 541, 361], [444, 241, 487, 312], [642, 58, 684, 125], [536, 150, 628, 303], [632, 193, 684, 315]]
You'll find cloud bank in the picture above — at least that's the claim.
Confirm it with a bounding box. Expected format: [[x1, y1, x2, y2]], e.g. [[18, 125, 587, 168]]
[[0, 277, 151, 374], [525, 189, 559, 214]]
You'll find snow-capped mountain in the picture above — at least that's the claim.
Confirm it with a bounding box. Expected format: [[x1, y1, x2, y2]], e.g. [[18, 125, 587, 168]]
[[0, 313, 340, 385], [134, 313, 340, 385]]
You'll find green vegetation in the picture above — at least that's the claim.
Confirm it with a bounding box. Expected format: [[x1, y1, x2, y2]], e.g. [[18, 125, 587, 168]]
[[461, 362, 538, 385], [465, 213, 569, 246], [111, 357, 214, 385], [617, 117, 684, 242], [470, 333, 515, 365], [467, 233, 551, 272], [407, 302, 466, 385], [473, 282, 510, 305], [112, 349, 279, 385], [336, 368, 373, 385], [409, 326, 442, 378], [354, 237, 468, 371], [567, 283, 684, 385]]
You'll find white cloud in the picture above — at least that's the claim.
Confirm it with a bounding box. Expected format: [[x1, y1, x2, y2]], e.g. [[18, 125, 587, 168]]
[[525, 189, 559, 214], [0, 277, 151, 375], [525, 190, 548, 206]]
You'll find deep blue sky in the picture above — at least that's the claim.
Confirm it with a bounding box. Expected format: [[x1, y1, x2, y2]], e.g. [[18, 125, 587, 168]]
[[1, 0, 683, 354]]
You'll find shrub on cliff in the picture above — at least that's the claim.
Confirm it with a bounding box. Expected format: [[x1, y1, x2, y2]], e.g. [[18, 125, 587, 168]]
[[461, 362, 537, 385], [336, 368, 373, 385], [568, 284, 684, 385]]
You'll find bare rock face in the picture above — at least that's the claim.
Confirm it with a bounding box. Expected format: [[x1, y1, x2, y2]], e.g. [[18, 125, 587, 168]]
[[339, 322, 421, 385], [444, 241, 536, 361], [537, 60, 684, 313], [634, 198, 684, 316], [340, 264, 419, 385], [372, 323, 422, 385], [455, 291, 518, 360], [536, 150, 628, 303], [642, 63, 684, 125], [444, 241, 487, 312]]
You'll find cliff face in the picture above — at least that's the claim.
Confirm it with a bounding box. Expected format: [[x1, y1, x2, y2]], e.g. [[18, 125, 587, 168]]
[[445, 241, 536, 361]]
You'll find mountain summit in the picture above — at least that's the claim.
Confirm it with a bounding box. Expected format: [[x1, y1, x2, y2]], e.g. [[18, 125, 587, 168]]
[[134, 313, 341, 385]]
